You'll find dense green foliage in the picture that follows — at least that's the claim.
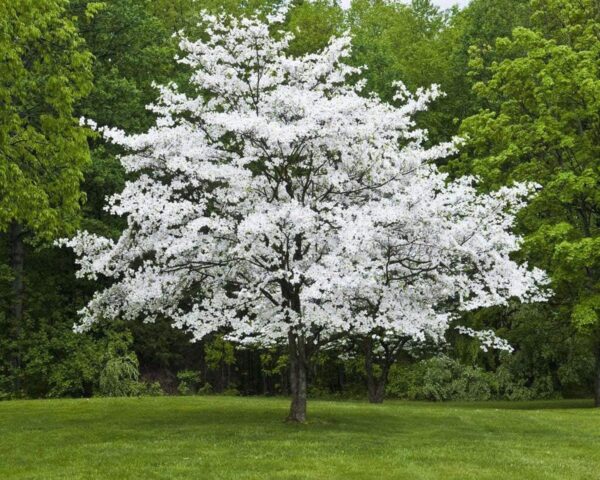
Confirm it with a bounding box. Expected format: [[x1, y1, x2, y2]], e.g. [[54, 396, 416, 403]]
[[0, 0, 93, 397], [455, 0, 600, 398], [0, 0, 598, 403], [348, 0, 459, 141], [1, 396, 599, 479], [0, 0, 92, 237]]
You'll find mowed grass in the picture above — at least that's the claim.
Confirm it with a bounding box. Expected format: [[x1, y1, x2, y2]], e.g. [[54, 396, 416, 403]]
[[0, 396, 599, 479]]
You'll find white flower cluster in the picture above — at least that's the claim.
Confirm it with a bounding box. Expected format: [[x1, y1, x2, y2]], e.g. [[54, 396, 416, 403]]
[[455, 327, 515, 353], [62, 11, 548, 351]]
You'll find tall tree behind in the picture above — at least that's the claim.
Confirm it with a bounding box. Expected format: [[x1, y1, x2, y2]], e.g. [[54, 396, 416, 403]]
[[347, 0, 466, 144], [457, 0, 600, 403], [286, 0, 345, 56], [347, 0, 532, 144], [443, 0, 531, 135], [0, 0, 93, 392]]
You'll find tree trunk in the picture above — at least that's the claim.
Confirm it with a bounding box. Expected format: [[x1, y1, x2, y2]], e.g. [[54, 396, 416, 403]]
[[365, 363, 389, 404], [364, 336, 390, 404], [595, 349, 600, 408], [287, 331, 307, 422], [367, 376, 386, 404], [8, 222, 25, 393], [8, 222, 24, 326]]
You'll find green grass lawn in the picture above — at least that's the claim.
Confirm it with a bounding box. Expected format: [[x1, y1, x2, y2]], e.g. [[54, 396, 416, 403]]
[[0, 396, 599, 479]]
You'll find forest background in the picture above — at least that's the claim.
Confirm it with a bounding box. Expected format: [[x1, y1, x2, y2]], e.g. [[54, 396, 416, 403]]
[[1, 0, 599, 403]]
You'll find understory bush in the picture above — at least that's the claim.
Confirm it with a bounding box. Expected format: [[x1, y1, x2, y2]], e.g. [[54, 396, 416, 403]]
[[98, 333, 140, 397], [386, 356, 556, 401], [177, 370, 201, 395], [136, 381, 164, 396], [176, 369, 238, 396]]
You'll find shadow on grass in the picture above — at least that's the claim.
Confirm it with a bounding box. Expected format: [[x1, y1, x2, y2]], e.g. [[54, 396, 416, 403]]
[[3, 396, 596, 444], [28, 396, 591, 446]]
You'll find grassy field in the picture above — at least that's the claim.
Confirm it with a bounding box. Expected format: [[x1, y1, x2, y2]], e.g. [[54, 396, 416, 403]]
[[0, 396, 599, 479]]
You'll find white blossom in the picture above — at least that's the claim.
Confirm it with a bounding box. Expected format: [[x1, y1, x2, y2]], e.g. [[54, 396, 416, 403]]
[[62, 11, 548, 356]]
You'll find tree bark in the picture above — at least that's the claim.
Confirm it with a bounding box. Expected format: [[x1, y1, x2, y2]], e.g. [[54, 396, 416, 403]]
[[365, 363, 389, 404], [367, 376, 386, 404], [8, 222, 24, 326], [364, 336, 390, 404], [287, 331, 307, 422], [368, 379, 385, 403], [8, 222, 25, 393], [595, 348, 600, 408]]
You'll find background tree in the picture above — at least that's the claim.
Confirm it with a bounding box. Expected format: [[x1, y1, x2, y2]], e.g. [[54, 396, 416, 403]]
[[0, 0, 596, 404], [286, 0, 345, 56], [457, 0, 600, 404], [347, 0, 463, 143], [0, 0, 93, 394]]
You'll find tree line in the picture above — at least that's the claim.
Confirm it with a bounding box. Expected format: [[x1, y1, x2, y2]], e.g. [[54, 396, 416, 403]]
[[1, 0, 599, 408]]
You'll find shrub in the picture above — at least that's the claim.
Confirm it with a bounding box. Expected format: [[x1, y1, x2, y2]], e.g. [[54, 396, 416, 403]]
[[136, 380, 164, 396], [418, 356, 493, 401], [221, 387, 240, 396], [387, 356, 548, 401], [177, 370, 202, 395], [197, 382, 214, 395], [98, 333, 140, 397]]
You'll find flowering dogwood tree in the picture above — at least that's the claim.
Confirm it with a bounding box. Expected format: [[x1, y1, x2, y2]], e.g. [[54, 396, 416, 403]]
[[63, 10, 547, 421]]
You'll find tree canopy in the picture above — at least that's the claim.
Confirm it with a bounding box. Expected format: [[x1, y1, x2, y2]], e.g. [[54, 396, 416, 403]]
[[0, 0, 92, 238]]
